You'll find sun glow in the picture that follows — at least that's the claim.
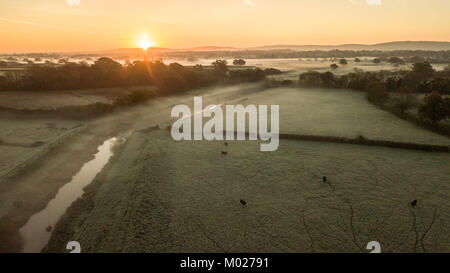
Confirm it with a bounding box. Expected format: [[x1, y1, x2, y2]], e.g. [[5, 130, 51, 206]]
[[138, 34, 154, 50]]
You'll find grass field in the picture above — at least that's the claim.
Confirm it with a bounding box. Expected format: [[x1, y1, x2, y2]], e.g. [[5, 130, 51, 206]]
[[218, 87, 450, 146], [45, 129, 450, 253], [1, 83, 448, 253]]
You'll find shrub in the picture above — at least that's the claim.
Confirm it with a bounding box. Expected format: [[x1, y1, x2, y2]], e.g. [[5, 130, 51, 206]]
[[366, 81, 389, 106], [330, 64, 339, 69], [418, 91, 446, 123], [392, 87, 417, 115], [232, 59, 246, 66]]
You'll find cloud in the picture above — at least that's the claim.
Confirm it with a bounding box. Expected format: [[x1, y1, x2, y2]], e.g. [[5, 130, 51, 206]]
[[366, 0, 381, 5], [0, 17, 95, 34], [348, 0, 382, 5], [66, 0, 81, 6], [242, 0, 256, 6]]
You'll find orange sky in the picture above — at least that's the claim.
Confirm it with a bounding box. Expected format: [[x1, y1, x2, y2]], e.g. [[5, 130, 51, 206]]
[[0, 0, 449, 53]]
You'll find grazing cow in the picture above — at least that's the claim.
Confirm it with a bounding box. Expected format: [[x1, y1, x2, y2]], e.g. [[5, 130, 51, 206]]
[[411, 200, 418, 207], [323, 176, 327, 183], [221, 151, 228, 155], [240, 199, 247, 207]]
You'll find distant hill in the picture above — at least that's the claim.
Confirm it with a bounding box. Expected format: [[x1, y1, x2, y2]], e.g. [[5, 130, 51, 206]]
[[188, 46, 238, 51], [104, 46, 237, 55], [103, 41, 450, 55], [103, 47, 172, 54], [250, 41, 450, 51]]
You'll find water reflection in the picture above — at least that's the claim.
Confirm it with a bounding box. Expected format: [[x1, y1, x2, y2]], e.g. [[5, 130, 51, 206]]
[[19, 137, 117, 253]]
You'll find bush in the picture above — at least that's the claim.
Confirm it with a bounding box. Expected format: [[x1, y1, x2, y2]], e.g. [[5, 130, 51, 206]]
[[298, 71, 338, 88], [392, 87, 417, 115], [211, 60, 228, 77], [388, 57, 404, 65], [232, 59, 246, 66], [418, 91, 447, 123], [366, 81, 389, 106], [114, 89, 157, 107]]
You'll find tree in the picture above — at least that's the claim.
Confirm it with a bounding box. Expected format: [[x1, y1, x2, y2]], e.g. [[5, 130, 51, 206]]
[[410, 56, 425, 63], [418, 91, 446, 123], [187, 56, 199, 63], [354, 58, 361, 63], [233, 59, 246, 66], [443, 97, 450, 119], [58, 58, 69, 64], [388, 57, 404, 65], [211, 60, 228, 77], [93, 57, 122, 71], [92, 57, 123, 86], [366, 81, 389, 106], [168, 62, 185, 73], [411, 62, 435, 78], [194, 64, 203, 70], [393, 87, 416, 115], [320, 72, 336, 87], [330, 64, 339, 69], [299, 71, 321, 86], [339, 59, 348, 65], [385, 76, 402, 92]]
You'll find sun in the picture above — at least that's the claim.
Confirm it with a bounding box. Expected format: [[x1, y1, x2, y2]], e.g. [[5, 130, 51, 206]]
[[138, 34, 154, 50]]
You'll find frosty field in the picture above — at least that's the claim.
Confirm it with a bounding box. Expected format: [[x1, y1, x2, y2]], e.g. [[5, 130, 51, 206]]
[[0, 117, 81, 178], [235, 87, 450, 146], [45, 129, 450, 253], [1, 83, 449, 253]]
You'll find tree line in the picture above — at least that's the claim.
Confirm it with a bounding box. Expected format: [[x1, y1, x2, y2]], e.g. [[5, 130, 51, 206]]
[[0, 58, 280, 94], [160, 50, 450, 64]]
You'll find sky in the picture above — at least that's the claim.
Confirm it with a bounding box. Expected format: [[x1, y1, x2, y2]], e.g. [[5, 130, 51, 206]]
[[0, 0, 449, 53]]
